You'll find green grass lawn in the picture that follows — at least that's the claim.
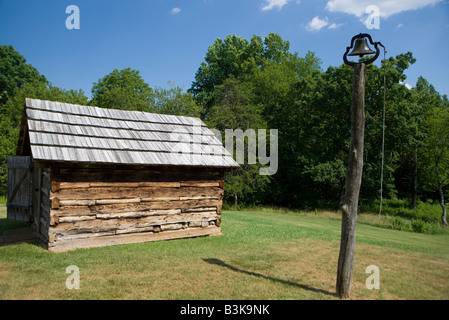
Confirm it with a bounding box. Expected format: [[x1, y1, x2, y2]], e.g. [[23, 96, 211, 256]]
[[1, 204, 448, 300]]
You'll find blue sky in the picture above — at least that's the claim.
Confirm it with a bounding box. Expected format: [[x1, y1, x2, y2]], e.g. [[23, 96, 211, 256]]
[[1, 0, 448, 98]]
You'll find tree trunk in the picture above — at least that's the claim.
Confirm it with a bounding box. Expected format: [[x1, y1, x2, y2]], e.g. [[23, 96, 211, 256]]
[[439, 187, 447, 226], [435, 166, 448, 226], [336, 63, 366, 299], [411, 148, 418, 210]]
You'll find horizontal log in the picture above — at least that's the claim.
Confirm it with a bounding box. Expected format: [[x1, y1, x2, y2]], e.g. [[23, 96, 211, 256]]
[[95, 198, 141, 205], [183, 207, 217, 213], [54, 198, 220, 216], [50, 215, 218, 241], [48, 226, 222, 251], [59, 199, 96, 206], [59, 182, 90, 189], [116, 226, 154, 235], [58, 216, 96, 223], [52, 231, 117, 241], [96, 209, 181, 220], [52, 212, 219, 233], [51, 186, 223, 200], [180, 181, 220, 187], [144, 196, 180, 201], [58, 182, 181, 188], [160, 223, 184, 231], [179, 196, 219, 201], [138, 182, 181, 188], [188, 220, 214, 228], [52, 167, 224, 184]]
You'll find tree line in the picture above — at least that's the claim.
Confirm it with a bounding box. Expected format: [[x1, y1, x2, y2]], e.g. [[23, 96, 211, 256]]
[[1, 33, 448, 224]]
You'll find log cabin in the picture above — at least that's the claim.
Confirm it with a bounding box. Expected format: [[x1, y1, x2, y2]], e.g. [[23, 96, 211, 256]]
[[6, 98, 238, 251]]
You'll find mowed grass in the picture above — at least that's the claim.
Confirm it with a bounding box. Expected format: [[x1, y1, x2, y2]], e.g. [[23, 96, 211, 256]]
[[0, 204, 448, 300]]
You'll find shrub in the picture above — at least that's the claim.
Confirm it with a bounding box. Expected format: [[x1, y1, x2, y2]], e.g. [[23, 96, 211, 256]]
[[411, 219, 431, 233], [391, 216, 411, 231]]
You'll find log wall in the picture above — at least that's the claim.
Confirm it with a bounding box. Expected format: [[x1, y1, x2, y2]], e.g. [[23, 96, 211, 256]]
[[45, 165, 225, 251]]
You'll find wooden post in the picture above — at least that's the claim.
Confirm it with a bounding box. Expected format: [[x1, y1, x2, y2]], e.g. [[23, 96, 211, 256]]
[[336, 63, 366, 299]]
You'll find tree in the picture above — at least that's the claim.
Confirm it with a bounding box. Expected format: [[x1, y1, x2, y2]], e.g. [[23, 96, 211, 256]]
[[0, 82, 88, 194], [153, 83, 203, 118], [189, 33, 300, 118], [0, 45, 48, 104], [91, 68, 154, 111], [206, 78, 269, 204], [189, 34, 256, 115], [420, 107, 449, 225]]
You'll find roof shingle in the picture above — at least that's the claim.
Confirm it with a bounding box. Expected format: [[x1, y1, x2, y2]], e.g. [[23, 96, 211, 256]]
[[24, 98, 238, 168]]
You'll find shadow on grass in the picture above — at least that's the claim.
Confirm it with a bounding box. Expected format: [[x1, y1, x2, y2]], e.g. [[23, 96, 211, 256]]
[[203, 258, 335, 298], [0, 218, 40, 248]]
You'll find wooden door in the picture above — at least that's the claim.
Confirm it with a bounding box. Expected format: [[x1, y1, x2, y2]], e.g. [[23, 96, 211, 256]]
[[7, 156, 32, 222]]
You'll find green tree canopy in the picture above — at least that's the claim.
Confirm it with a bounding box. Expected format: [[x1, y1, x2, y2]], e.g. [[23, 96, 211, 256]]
[[91, 68, 154, 111], [189, 33, 301, 117], [0, 44, 48, 104], [420, 107, 449, 225], [0, 82, 88, 194]]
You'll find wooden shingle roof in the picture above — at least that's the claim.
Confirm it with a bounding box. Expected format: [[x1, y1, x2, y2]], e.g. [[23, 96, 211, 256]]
[[21, 98, 239, 168]]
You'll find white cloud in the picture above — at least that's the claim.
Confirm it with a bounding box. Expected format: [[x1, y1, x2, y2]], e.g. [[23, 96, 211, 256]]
[[328, 22, 344, 29], [171, 7, 181, 15], [325, 0, 442, 18], [306, 16, 329, 31], [262, 0, 291, 11], [400, 81, 413, 89]]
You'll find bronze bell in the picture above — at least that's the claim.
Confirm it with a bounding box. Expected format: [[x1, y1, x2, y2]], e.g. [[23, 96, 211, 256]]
[[348, 38, 376, 57]]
